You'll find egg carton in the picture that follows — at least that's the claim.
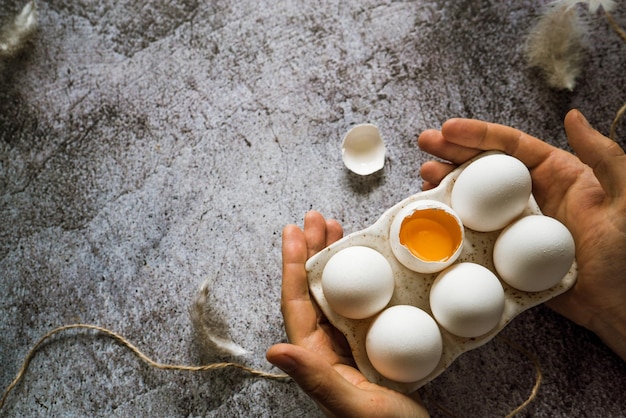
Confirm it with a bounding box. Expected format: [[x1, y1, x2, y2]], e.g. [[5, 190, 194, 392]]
[[305, 151, 578, 394]]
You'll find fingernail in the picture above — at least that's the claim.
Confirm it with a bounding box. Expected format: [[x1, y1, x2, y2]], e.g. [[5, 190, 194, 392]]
[[577, 110, 592, 128]]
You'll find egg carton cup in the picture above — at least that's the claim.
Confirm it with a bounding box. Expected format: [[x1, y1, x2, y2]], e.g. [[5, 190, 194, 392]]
[[305, 151, 578, 394]]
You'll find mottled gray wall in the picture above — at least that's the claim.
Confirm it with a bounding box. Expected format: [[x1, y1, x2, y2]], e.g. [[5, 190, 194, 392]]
[[1, 1, 625, 416]]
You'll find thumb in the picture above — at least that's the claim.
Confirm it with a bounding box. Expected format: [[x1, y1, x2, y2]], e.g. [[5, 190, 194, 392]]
[[564, 109, 626, 200], [266, 343, 368, 417]]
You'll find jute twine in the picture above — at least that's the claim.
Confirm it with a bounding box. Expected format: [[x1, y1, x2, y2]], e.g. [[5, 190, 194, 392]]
[[424, 335, 543, 418], [0, 323, 543, 416], [607, 12, 626, 141], [0, 323, 289, 411]]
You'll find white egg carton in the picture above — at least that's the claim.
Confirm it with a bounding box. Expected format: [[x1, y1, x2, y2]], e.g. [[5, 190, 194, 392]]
[[305, 151, 578, 394]]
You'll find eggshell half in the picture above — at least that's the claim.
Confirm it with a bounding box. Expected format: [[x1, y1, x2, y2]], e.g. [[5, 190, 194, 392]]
[[389, 200, 464, 274], [341, 124, 386, 175]]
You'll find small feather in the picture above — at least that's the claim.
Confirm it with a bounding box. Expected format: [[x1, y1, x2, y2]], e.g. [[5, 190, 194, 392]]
[[524, 2, 588, 90], [585, 0, 617, 13], [0, 1, 38, 60], [189, 282, 249, 360], [555, 0, 617, 14]]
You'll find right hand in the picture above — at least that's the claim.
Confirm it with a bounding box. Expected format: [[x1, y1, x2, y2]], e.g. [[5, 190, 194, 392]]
[[417, 109, 626, 360]]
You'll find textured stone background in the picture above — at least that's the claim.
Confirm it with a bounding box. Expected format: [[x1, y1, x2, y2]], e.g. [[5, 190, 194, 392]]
[[1, 0, 625, 416]]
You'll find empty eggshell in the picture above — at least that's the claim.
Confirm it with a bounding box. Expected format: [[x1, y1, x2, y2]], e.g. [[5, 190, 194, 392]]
[[341, 123, 386, 175], [389, 200, 464, 273], [366, 305, 443, 383], [451, 154, 532, 232], [493, 215, 575, 292], [322, 246, 395, 319], [429, 262, 505, 338]]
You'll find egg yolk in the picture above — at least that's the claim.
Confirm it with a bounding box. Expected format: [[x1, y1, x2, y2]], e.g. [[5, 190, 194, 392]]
[[399, 208, 462, 262]]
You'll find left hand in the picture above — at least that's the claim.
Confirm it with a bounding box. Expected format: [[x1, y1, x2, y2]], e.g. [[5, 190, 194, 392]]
[[266, 211, 430, 418]]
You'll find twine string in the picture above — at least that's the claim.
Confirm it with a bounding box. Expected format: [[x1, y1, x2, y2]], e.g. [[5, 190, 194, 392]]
[[606, 12, 626, 141], [0, 323, 289, 411], [500, 335, 543, 418], [609, 102, 626, 141], [423, 334, 543, 418], [606, 12, 626, 43], [1, 324, 543, 415]]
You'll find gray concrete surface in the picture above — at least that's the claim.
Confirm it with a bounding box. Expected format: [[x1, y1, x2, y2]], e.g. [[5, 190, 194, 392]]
[[1, 1, 625, 416]]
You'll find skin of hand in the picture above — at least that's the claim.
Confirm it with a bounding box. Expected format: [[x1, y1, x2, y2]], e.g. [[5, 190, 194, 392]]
[[418, 109, 626, 361], [266, 211, 430, 418], [266, 108, 625, 416]]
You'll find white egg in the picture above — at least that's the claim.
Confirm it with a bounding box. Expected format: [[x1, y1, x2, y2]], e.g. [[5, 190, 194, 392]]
[[322, 246, 395, 319], [493, 215, 575, 292], [389, 200, 464, 274], [451, 154, 532, 232], [429, 262, 505, 338], [366, 305, 442, 383]]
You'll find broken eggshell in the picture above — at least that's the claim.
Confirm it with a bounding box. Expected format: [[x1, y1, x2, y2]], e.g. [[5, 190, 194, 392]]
[[389, 200, 464, 274], [341, 123, 386, 175]]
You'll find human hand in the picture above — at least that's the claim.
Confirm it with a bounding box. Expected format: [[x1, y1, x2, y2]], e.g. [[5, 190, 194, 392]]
[[417, 109, 626, 361], [266, 211, 430, 418]]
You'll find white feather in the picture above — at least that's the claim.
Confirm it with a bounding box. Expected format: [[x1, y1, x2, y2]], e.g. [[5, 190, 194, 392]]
[[0, 1, 38, 59], [554, 0, 617, 13], [189, 282, 249, 359], [525, 2, 588, 90]]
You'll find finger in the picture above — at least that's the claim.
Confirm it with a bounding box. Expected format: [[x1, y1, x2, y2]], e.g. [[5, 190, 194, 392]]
[[421, 181, 438, 191], [266, 344, 375, 417], [418, 129, 481, 164], [441, 118, 556, 169], [420, 160, 457, 187], [304, 211, 331, 259], [565, 109, 626, 200], [267, 344, 429, 418], [325, 218, 344, 247], [282, 224, 318, 343]]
